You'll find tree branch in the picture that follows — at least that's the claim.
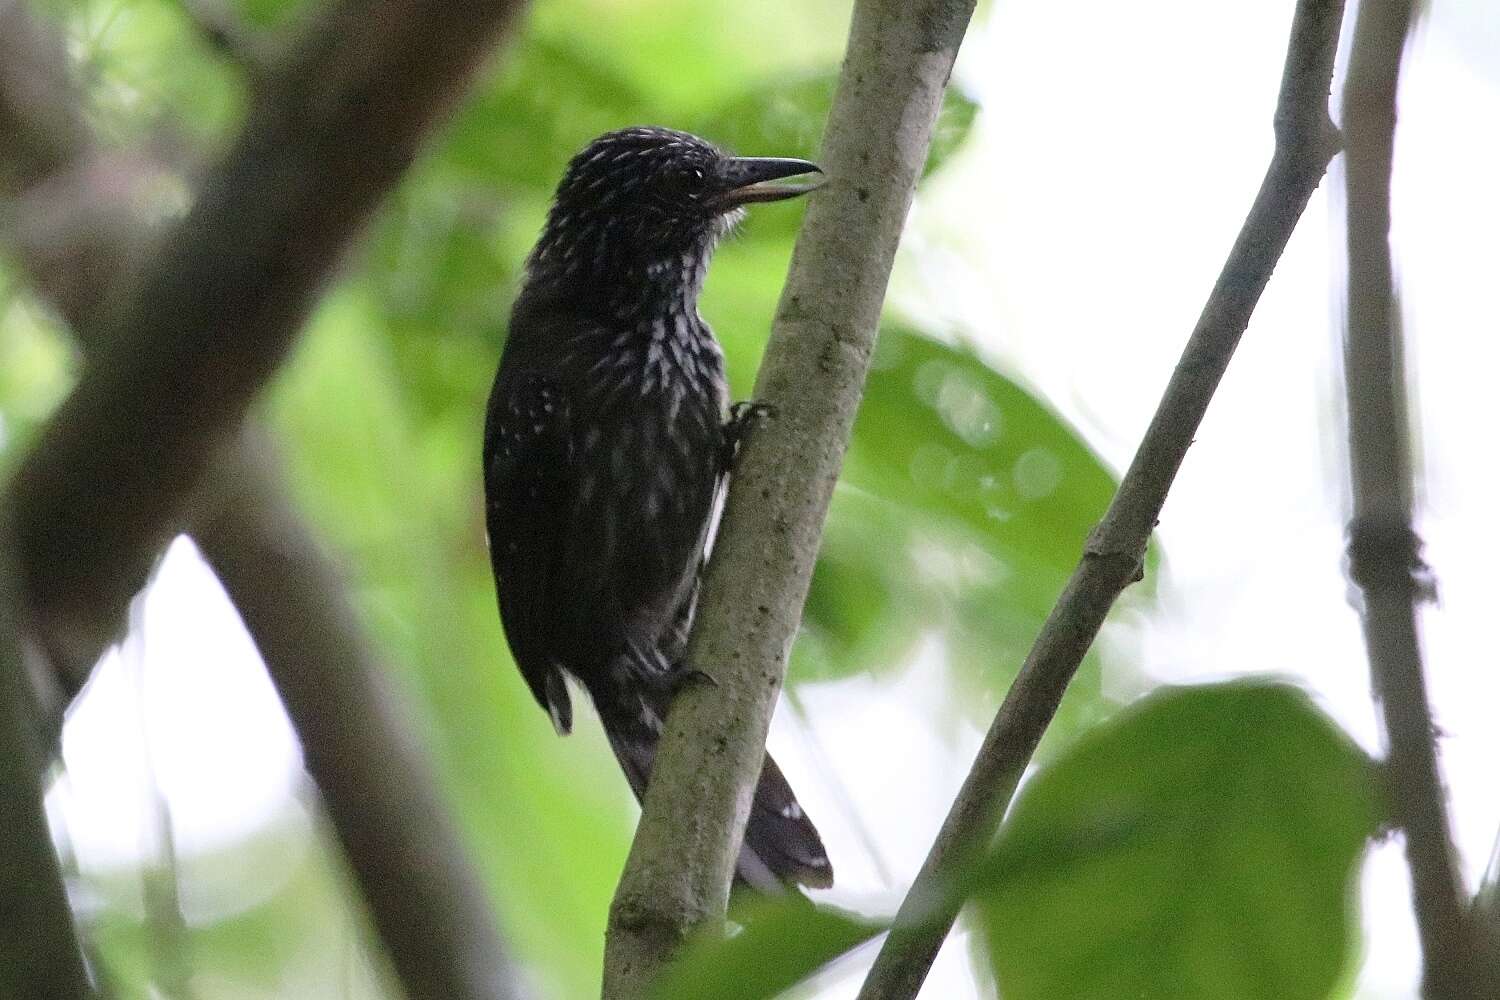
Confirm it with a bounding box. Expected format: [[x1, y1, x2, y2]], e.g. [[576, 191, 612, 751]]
[[6, 0, 528, 684], [1341, 2, 1479, 995], [0, 4, 525, 998], [855, 3, 1346, 996], [602, 1, 977, 995], [197, 434, 525, 1000], [0, 532, 94, 1000], [0, 0, 92, 194]]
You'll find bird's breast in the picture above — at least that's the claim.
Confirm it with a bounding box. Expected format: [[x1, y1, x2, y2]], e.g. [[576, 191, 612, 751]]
[[576, 313, 726, 413], [559, 313, 726, 588]]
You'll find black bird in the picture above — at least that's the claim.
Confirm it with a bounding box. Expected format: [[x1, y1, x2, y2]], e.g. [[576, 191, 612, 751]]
[[483, 127, 832, 892]]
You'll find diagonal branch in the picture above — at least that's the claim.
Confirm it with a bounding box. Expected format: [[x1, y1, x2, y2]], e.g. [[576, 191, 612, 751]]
[[0, 3, 525, 998], [6, 0, 529, 684], [197, 433, 525, 1000], [602, 0, 977, 995], [0, 4, 91, 191], [855, 2, 1347, 996], [1341, 2, 1479, 995]]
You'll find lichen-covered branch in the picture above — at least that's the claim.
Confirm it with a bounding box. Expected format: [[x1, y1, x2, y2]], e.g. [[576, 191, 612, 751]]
[[600, 1, 978, 996], [1341, 2, 1479, 995], [855, 3, 1346, 997]]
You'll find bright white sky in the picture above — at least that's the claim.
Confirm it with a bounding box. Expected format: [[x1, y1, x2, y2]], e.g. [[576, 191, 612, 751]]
[[45, 2, 1500, 998]]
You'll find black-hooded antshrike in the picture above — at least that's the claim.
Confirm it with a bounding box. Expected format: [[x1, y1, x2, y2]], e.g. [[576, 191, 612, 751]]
[[482, 126, 832, 891]]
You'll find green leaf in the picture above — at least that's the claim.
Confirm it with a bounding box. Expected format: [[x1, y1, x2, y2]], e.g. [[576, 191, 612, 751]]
[[792, 326, 1130, 741], [850, 327, 1115, 586], [975, 681, 1380, 1000], [652, 901, 885, 1000]]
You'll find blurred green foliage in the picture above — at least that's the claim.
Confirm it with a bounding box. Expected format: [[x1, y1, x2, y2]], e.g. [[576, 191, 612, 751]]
[[80, 812, 395, 999], [975, 682, 1379, 1000], [654, 899, 884, 1000], [800, 325, 1122, 736], [0, 272, 75, 480], [0, 0, 1382, 997]]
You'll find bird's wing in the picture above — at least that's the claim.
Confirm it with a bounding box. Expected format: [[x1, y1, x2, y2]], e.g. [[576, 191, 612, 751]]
[[483, 365, 574, 734]]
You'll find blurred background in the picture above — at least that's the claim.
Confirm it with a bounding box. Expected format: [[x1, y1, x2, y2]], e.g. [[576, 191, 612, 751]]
[[1, 0, 1495, 996]]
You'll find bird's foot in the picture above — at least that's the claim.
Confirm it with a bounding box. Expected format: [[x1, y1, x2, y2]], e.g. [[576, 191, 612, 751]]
[[656, 663, 718, 696], [722, 401, 776, 469]]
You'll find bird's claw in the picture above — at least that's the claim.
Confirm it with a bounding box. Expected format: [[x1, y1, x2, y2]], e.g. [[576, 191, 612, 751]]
[[661, 665, 717, 695], [723, 401, 776, 469], [728, 400, 777, 427]]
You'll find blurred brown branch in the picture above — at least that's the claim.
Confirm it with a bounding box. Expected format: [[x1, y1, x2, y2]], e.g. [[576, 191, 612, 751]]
[[0, 535, 94, 1000], [602, 0, 977, 995], [1341, 2, 1481, 996], [6, 0, 526, 685], [200, 434, 527, 1000], [855, 2, 1347, 997], [0, 1, 530, 998], [0, 0, 92, 194]]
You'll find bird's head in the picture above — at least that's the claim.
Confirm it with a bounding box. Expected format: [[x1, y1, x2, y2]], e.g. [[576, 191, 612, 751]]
[[526, 126, 822, 300]]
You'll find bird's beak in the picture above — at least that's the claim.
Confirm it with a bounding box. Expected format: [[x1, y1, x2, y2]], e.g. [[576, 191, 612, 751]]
[[711, 157, 825, 209]]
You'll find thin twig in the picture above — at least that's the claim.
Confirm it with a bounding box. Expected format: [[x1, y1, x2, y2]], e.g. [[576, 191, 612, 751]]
[[1341, 2, 1479, 995], [0, 531, 94, 1000], [127, 595, 196, 1000], [603, 0, 977, 995], [855, 2, 1346, 996]]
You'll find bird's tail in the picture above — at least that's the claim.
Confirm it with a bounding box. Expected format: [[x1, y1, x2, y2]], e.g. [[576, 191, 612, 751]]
[[602, 718, 833, 893]]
